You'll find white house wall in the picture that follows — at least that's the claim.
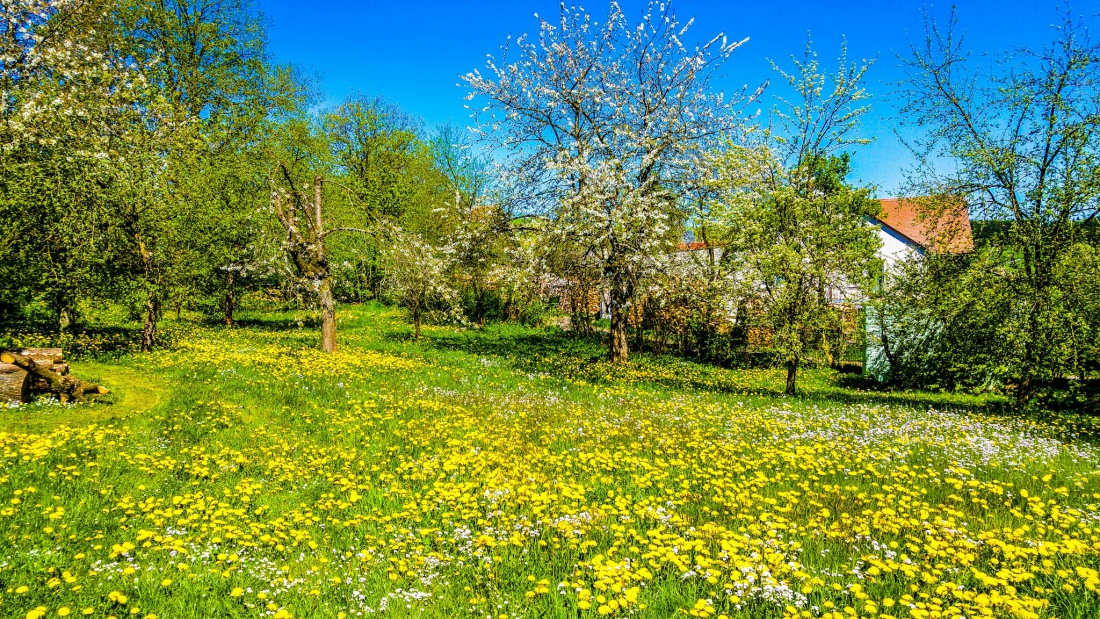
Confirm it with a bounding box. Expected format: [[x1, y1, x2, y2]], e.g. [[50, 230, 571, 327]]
[[877, 226, 921, 271], [866, 224, 924, 380]]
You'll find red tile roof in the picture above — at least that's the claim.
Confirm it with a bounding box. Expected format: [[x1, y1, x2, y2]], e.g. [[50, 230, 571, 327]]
[[675, 241, 714, 252], [876, 197, 974, 253]]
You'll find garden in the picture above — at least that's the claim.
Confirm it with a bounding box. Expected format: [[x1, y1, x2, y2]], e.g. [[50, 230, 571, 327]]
[[2, 305, 1098, 619]]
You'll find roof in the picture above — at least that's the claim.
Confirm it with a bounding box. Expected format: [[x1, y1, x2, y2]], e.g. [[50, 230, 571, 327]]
[[675, 241, 716, 252], [875, 197, 974, 253]]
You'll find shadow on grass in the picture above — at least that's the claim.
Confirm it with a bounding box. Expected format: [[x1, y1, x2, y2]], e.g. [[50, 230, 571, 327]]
[[431, 327, 601, 359], [426, 323, 1013, 414], [381, 329, 421, 343], [229, 316, 321, 331], [809, 385, 1007, 413]]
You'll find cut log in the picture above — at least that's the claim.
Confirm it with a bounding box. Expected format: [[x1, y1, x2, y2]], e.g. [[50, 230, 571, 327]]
[[1, 348, 71, 403], [0, 351, 108, 404], [13, 348, 63, 364], [0, 363, 30, 403], [17, 365, 69, 394]]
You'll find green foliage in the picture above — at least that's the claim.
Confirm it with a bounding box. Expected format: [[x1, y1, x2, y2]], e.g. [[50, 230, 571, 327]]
[[868, 252, 1004, 389], [324, 95, 438, 222], [726, 154, 879, 382], [0, 0, 304, 348], [871, 240, 1100, 408], [898, 8, 1100, 404], [716, 40, 880, 394], [3, 0, 1096, 411]]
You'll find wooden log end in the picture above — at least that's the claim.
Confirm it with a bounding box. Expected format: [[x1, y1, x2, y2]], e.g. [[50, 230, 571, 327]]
[[0, 352, 13, 364]]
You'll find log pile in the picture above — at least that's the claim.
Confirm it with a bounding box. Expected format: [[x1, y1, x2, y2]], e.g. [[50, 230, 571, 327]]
[[0, 348, 108, 404]]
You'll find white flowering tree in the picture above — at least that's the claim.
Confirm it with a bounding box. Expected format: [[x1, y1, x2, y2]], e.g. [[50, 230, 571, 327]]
[[464, 1, 753, 362], [380, 222, 460, 339], [0, 0, 133, 154], [0, 0, 156, 328]]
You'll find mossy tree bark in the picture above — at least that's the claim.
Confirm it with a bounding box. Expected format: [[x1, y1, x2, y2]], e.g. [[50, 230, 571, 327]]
[[273, 166, 353, 353], [136, 239, 160, 353]]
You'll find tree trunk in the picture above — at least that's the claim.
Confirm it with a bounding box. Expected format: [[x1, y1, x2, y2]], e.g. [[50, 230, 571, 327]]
[[609, 299, 629, 363], [633, 301, 643, 352], [474, 281, 487, 326], [1015, 295, 1043, 406], [224, 270, 235, 326], [570, 286, 591, 336], [313, 177, 338, 354], [318, 275, 337, 353], [272, 169, 347, 353], [141, 291, 159, 353], [413, 305, 422, 339], [879, 317, 898, 383], [223, 291, 234, 326], [607, 271, 632, 363], [785, 358, 798, 395], [697, 306, 713, 360], [58, 307, 73, 333], [1015, 375, 1032, 407]]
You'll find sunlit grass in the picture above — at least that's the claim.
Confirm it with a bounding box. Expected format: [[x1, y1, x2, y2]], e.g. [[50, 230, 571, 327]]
[[1, 303, 1097, 619]]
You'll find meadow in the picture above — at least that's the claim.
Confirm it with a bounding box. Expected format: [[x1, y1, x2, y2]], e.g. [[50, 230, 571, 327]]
[[1, 304, 1098, 619]]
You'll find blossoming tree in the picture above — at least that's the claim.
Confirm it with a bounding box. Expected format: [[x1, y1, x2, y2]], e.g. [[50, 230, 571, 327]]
[[0, 0, 143, 328], [464, 1, 753, 362], [380, 222, 460, 339]]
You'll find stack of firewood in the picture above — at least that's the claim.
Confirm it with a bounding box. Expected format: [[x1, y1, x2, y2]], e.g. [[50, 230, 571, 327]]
[[0, 348, 108, 404]]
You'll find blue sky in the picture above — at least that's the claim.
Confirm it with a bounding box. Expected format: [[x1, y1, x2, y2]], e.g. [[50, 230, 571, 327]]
[[260, 0, 1072, 195]]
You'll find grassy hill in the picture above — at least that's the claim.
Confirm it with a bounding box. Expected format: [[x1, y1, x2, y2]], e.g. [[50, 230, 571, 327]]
[[1, 304, 1098, 619]]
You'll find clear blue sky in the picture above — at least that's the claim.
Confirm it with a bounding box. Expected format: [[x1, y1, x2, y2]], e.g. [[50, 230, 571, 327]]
[[260, 0, 1072, 195]]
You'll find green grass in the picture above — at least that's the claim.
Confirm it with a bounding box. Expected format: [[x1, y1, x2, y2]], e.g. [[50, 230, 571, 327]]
[[0, 303, 1097, 619]]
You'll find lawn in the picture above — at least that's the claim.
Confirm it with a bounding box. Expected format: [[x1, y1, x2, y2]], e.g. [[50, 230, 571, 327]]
[[1, 304, 1098, 619]]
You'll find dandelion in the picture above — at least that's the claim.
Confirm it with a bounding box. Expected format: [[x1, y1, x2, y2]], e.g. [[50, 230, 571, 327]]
[[0, 308, 1097, 619]]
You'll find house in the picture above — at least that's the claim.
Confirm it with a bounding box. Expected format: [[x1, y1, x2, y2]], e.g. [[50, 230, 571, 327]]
[[873, 197, 974, 269], [865, 197, 974, 379], [554, 198, 975, 367]]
